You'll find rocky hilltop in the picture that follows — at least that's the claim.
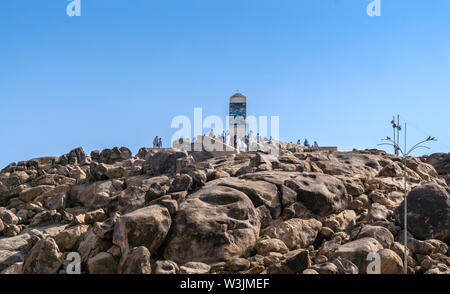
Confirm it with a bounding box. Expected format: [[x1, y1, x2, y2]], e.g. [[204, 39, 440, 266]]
[[0, 144, 449, 274]]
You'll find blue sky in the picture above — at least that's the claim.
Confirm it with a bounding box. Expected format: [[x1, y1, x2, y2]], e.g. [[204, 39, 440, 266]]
[[1, 0, 450, 168]]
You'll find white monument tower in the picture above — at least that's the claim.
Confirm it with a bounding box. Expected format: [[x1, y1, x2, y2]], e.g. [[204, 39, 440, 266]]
[[229, 92, 247, 141]]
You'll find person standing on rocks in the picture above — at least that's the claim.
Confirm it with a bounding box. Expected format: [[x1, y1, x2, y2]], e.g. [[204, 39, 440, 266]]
[[225, 131, 231, 146], [248, 131, 255, 151], [153, 136, 159, 148], [314, 141, 319, 148], [304, 139, 310, 147], [158, 137, 162, 148]]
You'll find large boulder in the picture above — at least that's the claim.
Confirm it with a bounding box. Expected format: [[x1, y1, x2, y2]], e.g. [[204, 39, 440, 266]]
[[44, 192, 67, 210], [285, 173, 349, 216], [70, 180, 119, 209], [116, 175, 170, 213], [112, 205, 171, 254], [254, 238, 289, 255], [313, 152, 384, 177], [93, 214, 118, 239], [423, 153, 450, 175], [164, 185, 260, 264], [66, 147, 88, 165], [394, 183, 450, 243], [0, 250, 24, 273], [23, 237, 62, 274], [115, 187, 147, 214], [378, 249, 403, 274], [444, 174, 450, 186], [332, 237, 383, 274], [0, 232, 34, 272], [125, 175, 170, 192], [97, 147, 132, 164], [261, 218, 322, 250], [87, 252, 118, 274], [335, 176, 365, 197], [33, 185, 71, 205], [119, 246, 152, 274], [0, 208, 19, 225], [365, 203, 392, 223], [281, 249, 311, 274], [249, 153, 280, 169], [240, 171, 303, 186], [32, 174, 76, 187], [378, 163, 403, 178], [170, 174, 193, 192], [179, 262, 211, 274], [154, 260, 179, 274], [226, 257, 251, 272], [405, 157, 438, 181], [210, 177, 282, 219], [0, 262, 23, 274], [357, 225, 394, 249], [19, 185, 54, 203], [77, 229, 111, 262], [324, 210, 357, 232], [144, 150, 193, 176], [331, 257, 359, 274], [29, 210, 63, 227], [90, 162, 129, 181], [54, 224, 90, 252]]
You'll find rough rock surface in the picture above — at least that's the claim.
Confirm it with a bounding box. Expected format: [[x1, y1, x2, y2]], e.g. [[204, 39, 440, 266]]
[[394, 183, 450, 243], [286, 173, 349, 216], [164, 185, 260, 263], [0, 145, 448, 274], [118, 246, 151, 274], [113, 205, 171, 254], [262, 218, 322, 250], [87, 252, 118, 274], [332, 237, 384, 274], [209, 177, 282, 218], [23, 237, 62, 274]]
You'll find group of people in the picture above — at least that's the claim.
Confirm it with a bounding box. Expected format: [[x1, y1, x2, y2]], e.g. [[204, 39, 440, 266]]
[[176, 131, 321, 152], [208, 130, 274, 152], [297, 138, 319, 148], [153, 136, 163, 148], [168, 132, 320, 151]]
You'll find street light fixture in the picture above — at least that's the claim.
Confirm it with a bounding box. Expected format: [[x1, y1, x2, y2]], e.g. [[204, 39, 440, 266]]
[[378, 118, 437, 274]]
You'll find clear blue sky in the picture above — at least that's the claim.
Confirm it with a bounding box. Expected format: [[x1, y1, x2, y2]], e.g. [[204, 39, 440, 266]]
[[1, 0, 450, 168]]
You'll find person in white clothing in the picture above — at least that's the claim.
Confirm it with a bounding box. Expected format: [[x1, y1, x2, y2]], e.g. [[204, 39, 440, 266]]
[[225, 132, 231, 146]]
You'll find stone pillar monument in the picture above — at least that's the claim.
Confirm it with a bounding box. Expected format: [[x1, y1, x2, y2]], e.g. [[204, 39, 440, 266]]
[[229, 93, 247, 145]]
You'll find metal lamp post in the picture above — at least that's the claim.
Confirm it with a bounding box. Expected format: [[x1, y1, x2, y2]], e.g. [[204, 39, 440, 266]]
[[378, 119, 437, 274]]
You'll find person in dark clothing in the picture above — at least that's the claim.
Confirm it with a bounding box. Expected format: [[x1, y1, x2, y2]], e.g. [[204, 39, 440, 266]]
[[304, 139, 310, 147]]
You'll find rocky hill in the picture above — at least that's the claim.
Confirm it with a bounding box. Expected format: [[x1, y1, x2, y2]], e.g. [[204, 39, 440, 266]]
[[0, 145, 449, 274]]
